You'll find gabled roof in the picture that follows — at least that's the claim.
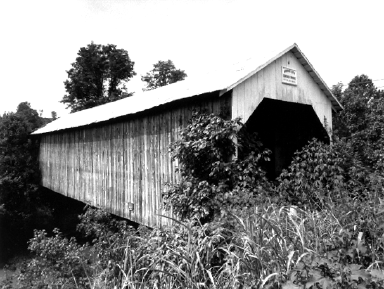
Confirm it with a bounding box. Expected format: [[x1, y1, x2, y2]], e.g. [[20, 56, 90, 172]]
[[32, 43, 342, 135]]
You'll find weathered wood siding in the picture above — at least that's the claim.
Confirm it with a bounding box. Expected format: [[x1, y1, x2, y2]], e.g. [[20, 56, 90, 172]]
[[39, 94, 231, 227], [232, 51, 332, 131], [38, 50, 337, 227]]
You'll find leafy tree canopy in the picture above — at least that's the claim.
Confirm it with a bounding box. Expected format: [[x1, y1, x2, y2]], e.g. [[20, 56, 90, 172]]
[[333, 74, 384, 172], [0, 102, 56, 261], [141, 60, 187, 91], [0, 102, 44, 214], [61, 43, 136, 113], [16, 101, 44, 130]]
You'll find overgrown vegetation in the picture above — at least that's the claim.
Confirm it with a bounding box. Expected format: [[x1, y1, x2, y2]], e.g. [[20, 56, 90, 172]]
[[15, 189, 384, 288], [163, 112, 271, 223], [0, 102, 55, 263], [2, 75, 384, 288]]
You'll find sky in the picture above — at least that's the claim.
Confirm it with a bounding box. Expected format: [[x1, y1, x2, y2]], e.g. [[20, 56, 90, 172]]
[[1, 0, 383, 118]]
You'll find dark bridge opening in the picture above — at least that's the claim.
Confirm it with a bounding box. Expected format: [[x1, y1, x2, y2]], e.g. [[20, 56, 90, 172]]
[[244, 98, 329, 179]]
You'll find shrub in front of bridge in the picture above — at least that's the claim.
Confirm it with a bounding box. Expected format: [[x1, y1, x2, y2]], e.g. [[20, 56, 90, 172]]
[[18, 207, 138, 288], [163, 111, 271, 223], [277, 138, 384, 214], [277, 139, 346, 210]]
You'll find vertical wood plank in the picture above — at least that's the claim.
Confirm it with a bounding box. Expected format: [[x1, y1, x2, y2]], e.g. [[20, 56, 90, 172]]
[[87, 128, 93, 204], [132, 118, 139, 224], [92, 127, 97, 207], [73, 130, 78, 201], [127, 120, 133, 220], [111, 125, 116, 214], [257, 69, 264, 101], [97, 126, 102, 208], [149, 115, 159, 226], [101, 126, 107, 210], [132, 120, 138, 223], [83, 129, 88, 204], [128, 120, 134, 221], [138, 118, 144, 224], [143, 117, 149, 226], [117, 122, 124, 216], [146, 116, 151, 227], [122, 121, 128, 219], [68, 132, 73, 198], [62, 133, 67, 195], [108, 125, 113, 214]]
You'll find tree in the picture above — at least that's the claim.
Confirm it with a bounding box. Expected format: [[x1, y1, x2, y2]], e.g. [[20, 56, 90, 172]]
[[331, 82, 343, 101], [61, 43, 136, 113], [0, 102, 54, 262], [141, 60, 187, 91], [15, 101, 44, 130], [340, 75, 378, 134], [333, 75, 384, 172], [0, 103, 44, 208]]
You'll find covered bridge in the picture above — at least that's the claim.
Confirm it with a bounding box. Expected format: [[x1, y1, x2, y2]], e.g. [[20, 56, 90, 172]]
[[33, 43, 342, 227]]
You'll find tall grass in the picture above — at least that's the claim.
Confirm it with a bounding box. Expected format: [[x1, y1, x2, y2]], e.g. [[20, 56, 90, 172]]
[[17, 199, 384, 289], [212, 204, 343, 288]]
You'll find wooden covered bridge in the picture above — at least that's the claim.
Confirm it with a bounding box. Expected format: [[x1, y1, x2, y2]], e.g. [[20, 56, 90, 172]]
[[33, 43, 342, 227]]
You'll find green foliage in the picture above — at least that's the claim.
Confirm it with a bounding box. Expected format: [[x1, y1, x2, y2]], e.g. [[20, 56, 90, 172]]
[[141, 59, 187, 91], [222, 200, 384, 288], [0, 102, 53, 262], [277, 139, 346, 209], [19, 207, 137, 288], [61, 43, 136, 113], [333, 75, 384, 172], [18, 200, 384, 288], [277, 138, 384, 213], [284, 200, 384, 289], [20, 228, 85, 287], [19, 207, 226, 288], [0, 102, 44, 216], [163, 112, 271, 222]]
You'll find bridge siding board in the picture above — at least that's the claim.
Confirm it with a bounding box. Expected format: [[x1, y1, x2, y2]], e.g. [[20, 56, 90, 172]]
[[38, 94, 231, 227]]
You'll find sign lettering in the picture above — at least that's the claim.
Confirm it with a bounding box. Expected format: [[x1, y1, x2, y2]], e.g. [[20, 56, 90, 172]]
[[282, 66, 297, 85]]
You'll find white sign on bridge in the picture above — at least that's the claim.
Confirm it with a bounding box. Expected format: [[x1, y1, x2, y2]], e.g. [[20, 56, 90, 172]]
[[282, 66, 297, 85]]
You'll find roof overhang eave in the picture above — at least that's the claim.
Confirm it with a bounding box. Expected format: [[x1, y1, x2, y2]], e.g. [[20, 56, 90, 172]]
[[291, 45, 343, 112]]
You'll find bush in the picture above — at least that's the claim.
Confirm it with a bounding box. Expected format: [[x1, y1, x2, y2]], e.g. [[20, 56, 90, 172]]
[[18, 207, 141, 288], [277, 139, 345, 209], [163, 112, 271, 223], [277, 138, 384, 210]]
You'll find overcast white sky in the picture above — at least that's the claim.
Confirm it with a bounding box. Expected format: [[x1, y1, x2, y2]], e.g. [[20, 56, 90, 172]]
[[1, 0, 383, 117]]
